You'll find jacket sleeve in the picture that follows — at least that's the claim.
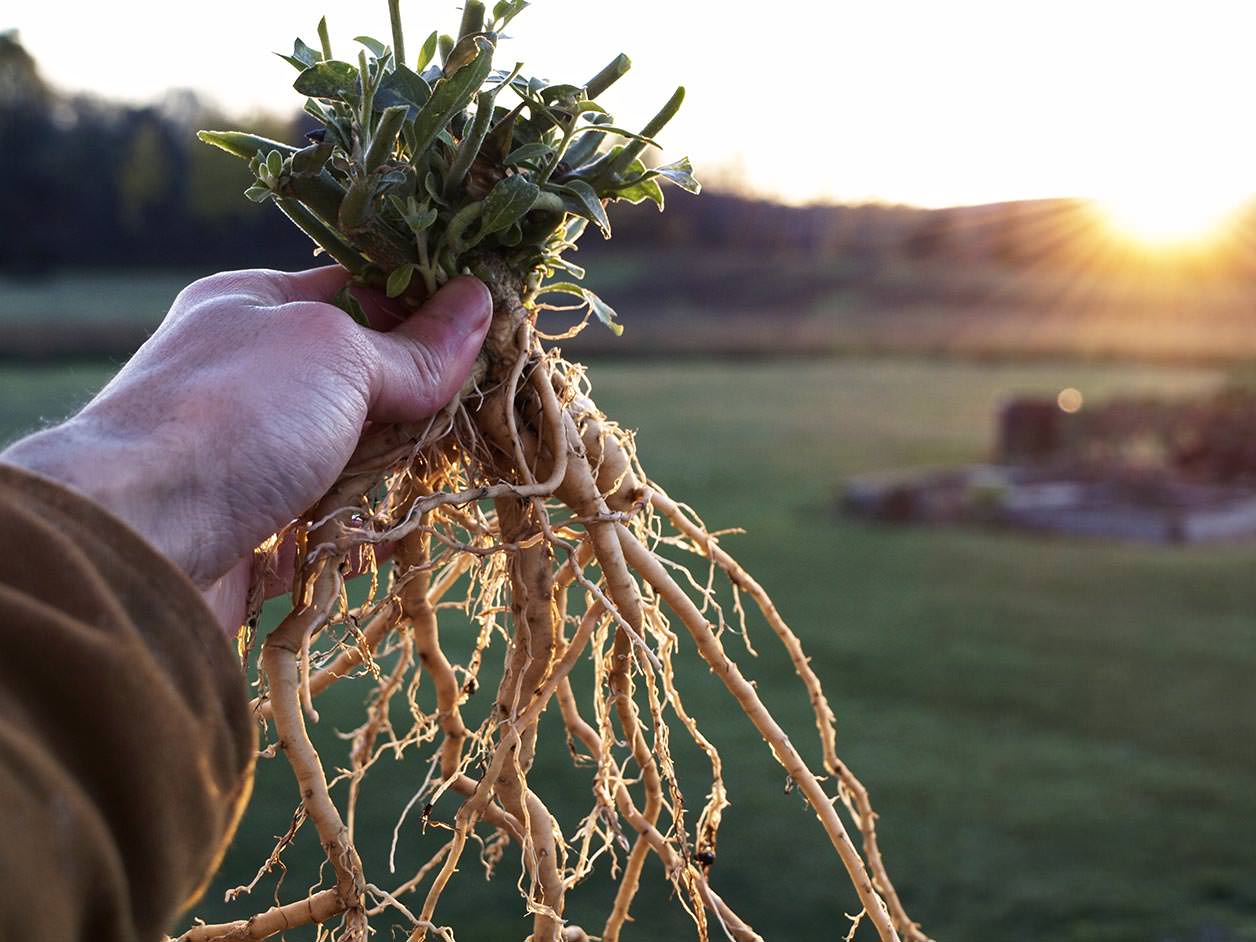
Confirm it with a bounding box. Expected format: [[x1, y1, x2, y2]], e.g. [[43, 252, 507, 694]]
[[0, 464, 255, 942]]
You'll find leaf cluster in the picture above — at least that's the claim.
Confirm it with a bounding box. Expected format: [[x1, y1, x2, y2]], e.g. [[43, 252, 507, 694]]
[[199, 0, 699, 334]]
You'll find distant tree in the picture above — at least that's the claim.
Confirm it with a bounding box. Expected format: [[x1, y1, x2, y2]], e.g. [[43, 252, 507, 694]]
[[0, 31, 48, 108]]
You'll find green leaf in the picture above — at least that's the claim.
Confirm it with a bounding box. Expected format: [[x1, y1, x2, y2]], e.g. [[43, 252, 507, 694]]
[[504, 142, 552, 166], [584, 289, 622, 335], [651, 156, 701, 194], [410, 206, 439, 233], [480, 174, 540, 234], [290, 140, 334, 176], [355, 35, 389, 59], [244, 184, 272, 203], [198, 130, 297, 162], [537, 281, 586, 299], [498, 220, 524, 246], [409, 37, 494, 159], [540, 83, 583, 103], [365, 104, 409, 171], [375, 64, 431, 116], [555, 179, 611, 238], [549, 256, 586, 279], [294, 60, 361, 103], [610, 173, 664, 209], [491, 0, 529, 29], [416, 30, 439, 72], [423, 171, 447, 206], [387, 263, 416, 297], [390, 195, 439, 234], [265, 149, 284, 179], [281, 37, 326, 70]]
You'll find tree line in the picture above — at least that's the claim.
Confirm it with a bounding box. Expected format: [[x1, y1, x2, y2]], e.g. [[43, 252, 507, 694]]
[[5, 30, 1255, 280]]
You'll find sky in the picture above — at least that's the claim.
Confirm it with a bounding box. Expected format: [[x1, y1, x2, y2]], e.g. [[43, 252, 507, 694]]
[[10, 1, 1256, 210]]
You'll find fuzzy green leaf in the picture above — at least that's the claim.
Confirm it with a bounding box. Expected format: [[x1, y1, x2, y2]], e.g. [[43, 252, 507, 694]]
[[540, 83, 583, 104], [265, 150, 284, 179], [584, 289, 622, 335], [416, 30, 439, 72], [278, 37, 323, 70], [290, 140, 334, 176], [491, 0, 529, 29], [423, 171, 447, 206], [198, 130, 297, 162], [294, 60, 361, 103], [244, 184, 272, 203], [386, 263, 416, 297], [612, 175, 664, 209], [410, 206, 439, 233], [365, 105, 409, 171], [556, 179, 611, 238], [375, 64, 431, 116], [355, 35, 389, 59], [504, 142, 552, 166], [410, 37, 494, 159], [651, 157, 701, 194], [480, 174, 540, 234]]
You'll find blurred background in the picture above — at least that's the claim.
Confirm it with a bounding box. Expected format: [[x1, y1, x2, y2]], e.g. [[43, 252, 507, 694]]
[[3, 2, 1255, 940]]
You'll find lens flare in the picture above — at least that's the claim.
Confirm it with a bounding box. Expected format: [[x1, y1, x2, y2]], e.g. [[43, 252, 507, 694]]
[[1096, 186, 1249, 248]]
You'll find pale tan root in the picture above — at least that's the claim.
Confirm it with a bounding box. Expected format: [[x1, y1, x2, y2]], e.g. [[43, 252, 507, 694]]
[[409, 551, 607, 942], [177, 888, 343, 942], [579, 411, 923, 942], [554, 606, 760, 942], [616, 524, 902, 942], [650, 489, 927, 942], [400, 527, 469, 781], [492, 495, 565, 942], [191, 280, 922, 942]]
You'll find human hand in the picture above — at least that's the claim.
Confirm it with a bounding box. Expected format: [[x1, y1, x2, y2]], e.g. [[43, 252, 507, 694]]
[[0, 267, 491, 632]]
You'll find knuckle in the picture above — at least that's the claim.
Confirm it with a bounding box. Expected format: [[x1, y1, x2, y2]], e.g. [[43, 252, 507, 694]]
[[176, 269, 285, 312]]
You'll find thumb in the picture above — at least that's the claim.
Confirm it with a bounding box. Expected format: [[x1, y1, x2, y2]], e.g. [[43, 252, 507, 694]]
[[364, 275, 492, 423]]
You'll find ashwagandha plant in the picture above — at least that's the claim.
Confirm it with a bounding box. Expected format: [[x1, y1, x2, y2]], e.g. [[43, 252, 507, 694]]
[[185, 4, 927, 941]]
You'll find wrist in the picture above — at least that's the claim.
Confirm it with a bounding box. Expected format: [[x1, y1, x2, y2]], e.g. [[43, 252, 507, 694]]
[[0, 417, 205, 584]]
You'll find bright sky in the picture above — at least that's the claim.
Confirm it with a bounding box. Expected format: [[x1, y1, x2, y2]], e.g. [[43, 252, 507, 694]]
[[11, 1, 1256, 210]]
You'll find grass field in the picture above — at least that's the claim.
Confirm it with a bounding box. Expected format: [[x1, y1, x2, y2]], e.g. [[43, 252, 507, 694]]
[[16, 259, 1256, 363], [2, 357, 1254, 942]]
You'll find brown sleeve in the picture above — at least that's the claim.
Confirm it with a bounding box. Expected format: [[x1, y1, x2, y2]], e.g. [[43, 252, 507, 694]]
[[0, 464, 255, 942]]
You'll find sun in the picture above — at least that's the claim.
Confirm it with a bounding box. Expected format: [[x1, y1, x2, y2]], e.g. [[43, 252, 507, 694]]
[[1096, 184, 1250, 249]]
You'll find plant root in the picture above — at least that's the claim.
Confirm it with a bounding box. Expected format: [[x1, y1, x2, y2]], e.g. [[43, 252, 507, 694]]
[[182, 262, 923, 942]]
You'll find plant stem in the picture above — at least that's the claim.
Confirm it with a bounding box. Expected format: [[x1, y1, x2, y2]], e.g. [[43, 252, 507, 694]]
[[317, 16, 333, 60], [444, 91, 495, 200], [359, 50, 375, 132], [457, 1, 485, 41], [388, 0, 406, 69], [274, 196, 371, 277], [585, 54, 631, 99], [365, 106, 409, 172], [416, 230, 437, 296], [538, 116, 576, 185], [609, 86, 684, 176]]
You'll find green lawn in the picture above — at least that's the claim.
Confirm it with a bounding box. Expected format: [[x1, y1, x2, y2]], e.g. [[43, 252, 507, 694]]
[[2, 358, 1254, 942]]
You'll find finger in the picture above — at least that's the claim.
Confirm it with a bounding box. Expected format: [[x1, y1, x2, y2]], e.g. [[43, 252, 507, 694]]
[[350, 284, 412, 331], [259, 532, 397, 600], [364, 275, 492, 423], [275, 265, 355, 304]]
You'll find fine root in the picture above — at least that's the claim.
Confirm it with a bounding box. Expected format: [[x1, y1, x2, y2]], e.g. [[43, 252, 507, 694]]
[[181, 261, 923, 942]]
